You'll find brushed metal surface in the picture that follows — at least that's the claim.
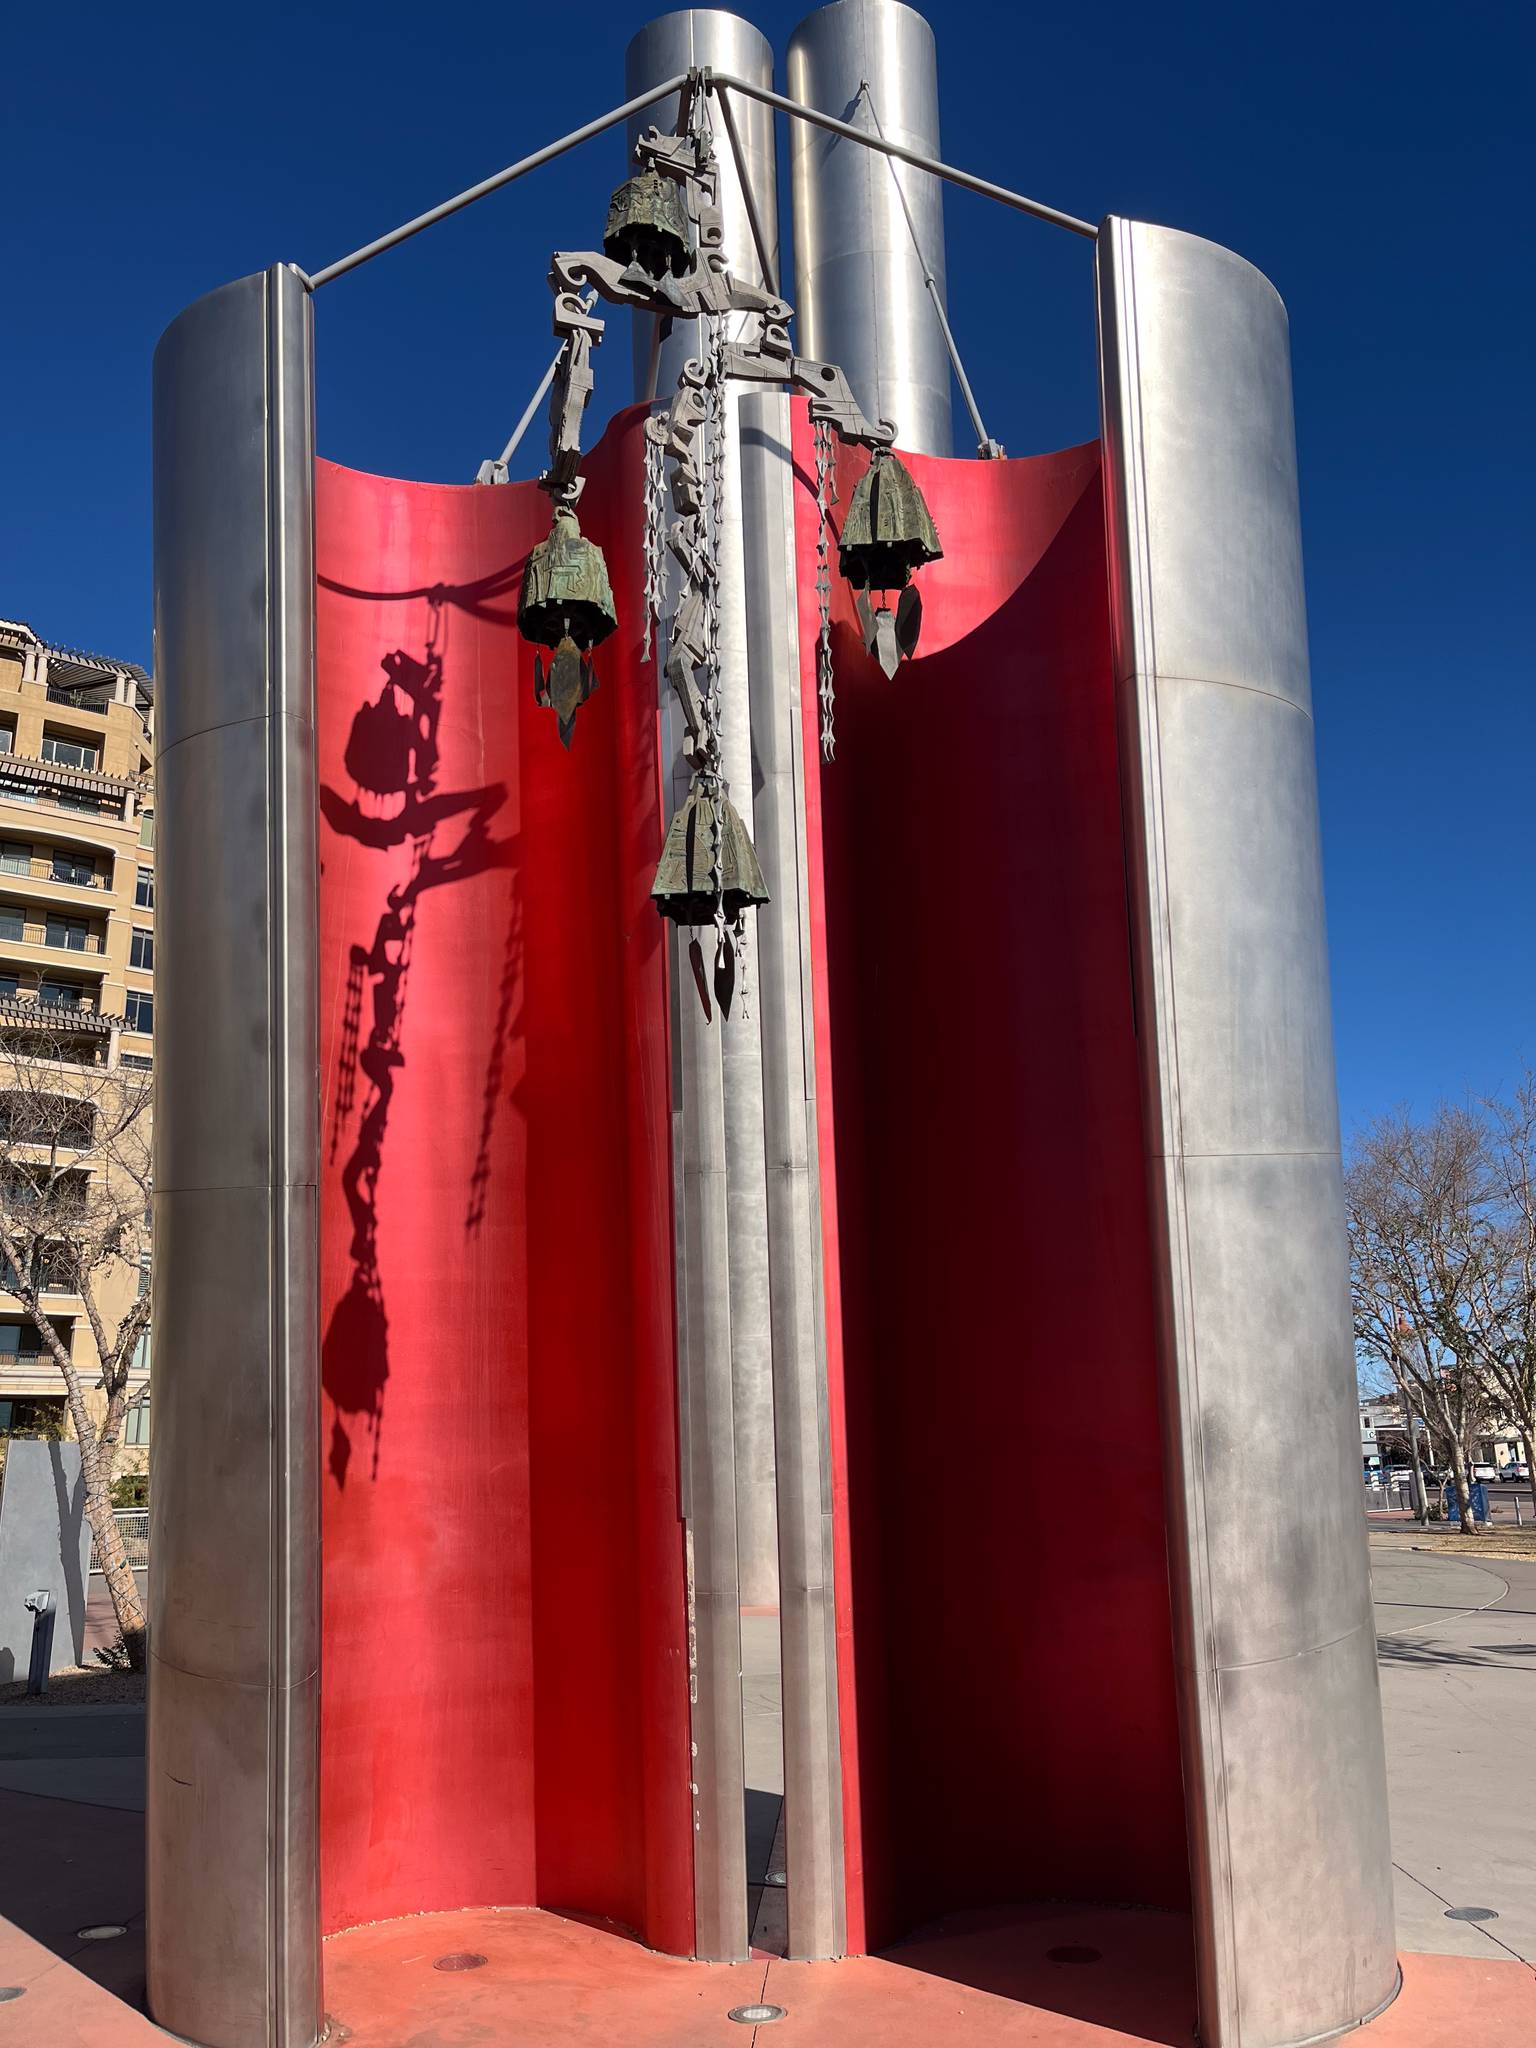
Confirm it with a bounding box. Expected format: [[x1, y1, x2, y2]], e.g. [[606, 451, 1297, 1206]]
[[149, 265, 321, 2048], [787, 0, 953, 454], [629, 16, 777, 1953], [624, 11, 777, 396], [671, 904, 751, 1963], [739, 392, 846, 1961], [1099, 216, 1395, 2048], [628, 14, 783, 1622]]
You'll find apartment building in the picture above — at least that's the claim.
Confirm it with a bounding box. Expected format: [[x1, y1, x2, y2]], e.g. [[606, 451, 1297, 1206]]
[[0, 618, 154, 1462]]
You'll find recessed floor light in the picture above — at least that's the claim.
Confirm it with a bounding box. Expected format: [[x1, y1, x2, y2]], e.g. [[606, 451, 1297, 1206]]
[[432, 1952, 488, 1971], [75, 1925, 128, 1942], [729, 2004, 787, 2024], [0, 1987, 26, 2002], [1444, 1907, 1498, 1923]]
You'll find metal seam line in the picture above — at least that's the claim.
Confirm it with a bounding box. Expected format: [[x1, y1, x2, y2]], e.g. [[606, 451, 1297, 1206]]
[[308, 66, 1096, 290], [854, 82, 996, 457]]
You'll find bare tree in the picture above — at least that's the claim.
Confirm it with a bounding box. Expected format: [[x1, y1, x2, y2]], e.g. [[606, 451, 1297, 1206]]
[[1461, 1075, 1536, 1476], [0, 1018, 150, 1664], [1346, 1105, 1496, 1531]]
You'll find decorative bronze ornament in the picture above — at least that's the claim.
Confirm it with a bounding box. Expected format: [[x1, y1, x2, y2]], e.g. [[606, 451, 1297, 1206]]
[[518, 507, 618, 747], [603, 165, 691, 282], [651, 782, 768, 929], [838, 449, 943, 677]]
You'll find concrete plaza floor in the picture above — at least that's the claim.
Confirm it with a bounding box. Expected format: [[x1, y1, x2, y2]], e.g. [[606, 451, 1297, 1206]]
[[1, 1546, 1532, 2044], [1371, 1542, 1536, 1968]]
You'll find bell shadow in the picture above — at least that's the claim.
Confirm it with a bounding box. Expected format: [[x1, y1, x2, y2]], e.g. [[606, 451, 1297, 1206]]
[[320, 631, 521, 1489]]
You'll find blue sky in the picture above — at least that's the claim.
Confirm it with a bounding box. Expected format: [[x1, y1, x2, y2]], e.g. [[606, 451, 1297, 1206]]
[[4, 1, 1531, 1137]]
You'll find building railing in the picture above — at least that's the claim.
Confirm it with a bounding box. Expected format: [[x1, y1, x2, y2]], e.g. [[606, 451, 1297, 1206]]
[[0, 920, 105, 954], [90, 1508, 149, 1575], [0, 856, 109, 890]]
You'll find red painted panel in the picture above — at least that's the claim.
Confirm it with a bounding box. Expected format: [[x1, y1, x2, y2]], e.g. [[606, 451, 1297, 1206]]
[[315, 407, 694, 1954], [791, 414, 1189, 1949]]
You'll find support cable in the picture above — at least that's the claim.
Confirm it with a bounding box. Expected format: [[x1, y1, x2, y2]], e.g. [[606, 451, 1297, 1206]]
[[856, 83, 1001, 459], [306, 67, 1095, 292], [476, 291, 598, 483], [309, 74, 692, 289], [710, 80, 779, 297]]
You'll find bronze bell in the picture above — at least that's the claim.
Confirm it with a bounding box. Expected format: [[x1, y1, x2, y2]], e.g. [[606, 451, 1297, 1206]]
[[651, 781, 769, 928], [838, 449, 943, 677], [518, 507, 618, 747], [604, 165, 691, 282], [652, 780, 769, 1022]]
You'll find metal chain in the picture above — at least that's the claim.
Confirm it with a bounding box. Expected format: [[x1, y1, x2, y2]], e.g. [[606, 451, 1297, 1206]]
[[814, 416, 837, 761], [704, 312, 729, 953], [642, 427, 665, 661]]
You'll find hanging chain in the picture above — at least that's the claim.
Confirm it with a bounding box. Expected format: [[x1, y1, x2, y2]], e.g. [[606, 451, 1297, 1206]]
[[642, 425, 665, 661], [703, 312, 730, 955], [814, 415, 837, 761]]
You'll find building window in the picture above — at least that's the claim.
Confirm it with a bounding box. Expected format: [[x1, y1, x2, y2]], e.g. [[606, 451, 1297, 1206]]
[[0, 1092, 95, 1148], [0, 976, 17, 999], [124, 1401, 151, 1447], [134, 867, 154, 910], [130, 928, 154, 971], [125, 988, 152, 1034], [0, 728, 12, 755], [138, 809, 155, 849], [119, 1051, 153, 1071], [0, 908, 24, 943], [52, 851, 96, 888], [0, 843, 30, 876], [38, 980, 85, 1010], [45, 914, 90, 953], [40, 734, 99, 773]]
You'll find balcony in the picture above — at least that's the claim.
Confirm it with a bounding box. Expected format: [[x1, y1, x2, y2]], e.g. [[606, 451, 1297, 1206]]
[[0, 852, 110, 896], [0, 916, 106, 959]]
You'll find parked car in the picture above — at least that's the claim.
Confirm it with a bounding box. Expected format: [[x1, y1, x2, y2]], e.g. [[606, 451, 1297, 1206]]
[[1499, 1463, 1531, 1483], [1471, 1464, 1498, 1482]]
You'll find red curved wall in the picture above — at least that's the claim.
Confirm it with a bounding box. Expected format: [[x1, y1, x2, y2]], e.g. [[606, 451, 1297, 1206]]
[[790, 416, 1190, 1950], [314, 407, 694, 1953]]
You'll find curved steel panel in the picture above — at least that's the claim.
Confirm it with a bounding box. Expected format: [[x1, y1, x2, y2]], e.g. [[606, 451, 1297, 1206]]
[[788, 415, 1190, 1953], [787, 0, 953, 454], [148, 265, 321, 2048], [313, 415, 695, 1958], [1098, 216, 1396, 2048]]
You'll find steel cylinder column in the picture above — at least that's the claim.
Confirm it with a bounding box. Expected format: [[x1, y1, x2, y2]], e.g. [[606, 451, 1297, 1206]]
[[148, 265, 322, 2048], [788, 0, 953, 455], [739, 390, 846, 1961], [627, 12, 781, 1625], [1097, 217, 1397, 2048]]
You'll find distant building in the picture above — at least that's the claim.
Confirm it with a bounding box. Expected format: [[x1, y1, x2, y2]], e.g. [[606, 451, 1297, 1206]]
[[0, 619, 153, 1466]]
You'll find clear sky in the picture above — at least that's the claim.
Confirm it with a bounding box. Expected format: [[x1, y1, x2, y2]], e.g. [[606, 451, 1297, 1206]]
[[4, 0, 1531, 1139]]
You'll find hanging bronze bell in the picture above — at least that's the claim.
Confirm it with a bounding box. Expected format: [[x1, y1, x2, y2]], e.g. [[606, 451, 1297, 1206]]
[[518, 507, 618, 747], [604, 165, 690, 282], [651, 781, 769, 929], [839, 449, 942, 593], [838, 449, 942, 677]]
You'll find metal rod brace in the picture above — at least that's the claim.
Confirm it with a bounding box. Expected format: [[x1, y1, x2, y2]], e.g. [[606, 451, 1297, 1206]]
[[306, 65, 1096, 291]]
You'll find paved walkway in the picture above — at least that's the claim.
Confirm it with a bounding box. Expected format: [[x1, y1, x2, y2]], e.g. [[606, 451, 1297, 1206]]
[[1371, 1543, 1536, 1969], [2, 1549, 1532, 2043]]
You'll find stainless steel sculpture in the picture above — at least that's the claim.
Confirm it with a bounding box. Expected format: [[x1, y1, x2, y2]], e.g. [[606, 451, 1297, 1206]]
[[149, 263, 321, 2048], [143, 15, 1398, 2040], [788, 0, 954, 456], [1097, 217, 1399, 2048]]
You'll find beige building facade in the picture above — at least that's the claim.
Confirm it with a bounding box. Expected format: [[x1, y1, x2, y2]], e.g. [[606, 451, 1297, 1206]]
[[0, 618, 154, 1464]]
